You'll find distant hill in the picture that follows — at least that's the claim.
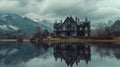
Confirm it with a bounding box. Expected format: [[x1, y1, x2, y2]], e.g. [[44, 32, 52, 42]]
[[107, 20, 120, 37], [0, 13, 54, 38], [0, 13, 38, 33]]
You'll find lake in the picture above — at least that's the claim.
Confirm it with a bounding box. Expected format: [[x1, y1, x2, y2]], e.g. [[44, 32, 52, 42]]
[[0, 42, 120, 67]]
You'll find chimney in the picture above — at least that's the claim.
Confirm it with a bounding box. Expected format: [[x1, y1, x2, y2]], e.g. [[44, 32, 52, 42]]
[[85, 17, 88, 21], [78, 19, 80, 22], [60, 20, 62, 23], [75, 17, 78, 22], [55, 20, 57, 23]]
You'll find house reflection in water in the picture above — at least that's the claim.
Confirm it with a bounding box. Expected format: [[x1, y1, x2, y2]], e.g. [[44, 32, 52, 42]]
[[31, 42, 91, 67], [53, 43, 91, 67]]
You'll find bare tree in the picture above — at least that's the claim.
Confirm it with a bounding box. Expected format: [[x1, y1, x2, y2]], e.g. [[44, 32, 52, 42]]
[[17, 34, 23, 42], [33, 26, 43, 41], [43, 29, 49, 38]]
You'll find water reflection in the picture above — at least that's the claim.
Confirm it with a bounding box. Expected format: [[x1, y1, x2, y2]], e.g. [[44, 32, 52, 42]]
[[0, 42, 120, 67], [32, 42, 91, 67], [93, 43, 120, 59], [53, 43, 91, 67], [0, 42, 41, 64]]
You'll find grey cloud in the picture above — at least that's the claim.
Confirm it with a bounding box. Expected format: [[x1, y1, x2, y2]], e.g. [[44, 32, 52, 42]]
[[17, 0, 29, 6], [36, 0, 43, 2], [38, 0, 98, 20], [0, 0, 120, 23]]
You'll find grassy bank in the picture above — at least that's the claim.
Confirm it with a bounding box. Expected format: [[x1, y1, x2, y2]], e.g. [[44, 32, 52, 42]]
[[0, 38, 120, 43], [49, 38, 120, 43], [0, 39, 30, 43]]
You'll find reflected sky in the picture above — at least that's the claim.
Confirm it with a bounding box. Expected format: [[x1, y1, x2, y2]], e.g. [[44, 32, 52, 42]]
[[0, 42, 120, 67]]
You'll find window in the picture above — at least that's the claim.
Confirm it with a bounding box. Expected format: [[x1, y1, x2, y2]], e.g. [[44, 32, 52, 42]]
[[85, 33, 88, 36], [85, 27, 88, 31], [80, 27, 82, 31], [63, 26, 65, 30], [72, 25, 76, 30], [67, 24, 71, 30]]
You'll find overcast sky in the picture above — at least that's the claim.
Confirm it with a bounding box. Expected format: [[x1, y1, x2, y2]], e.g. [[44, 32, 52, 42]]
[[0, 0, 120, 23]]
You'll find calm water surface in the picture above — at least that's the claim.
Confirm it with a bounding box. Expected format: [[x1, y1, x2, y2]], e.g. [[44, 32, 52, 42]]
[[0, 42, 120, 67]]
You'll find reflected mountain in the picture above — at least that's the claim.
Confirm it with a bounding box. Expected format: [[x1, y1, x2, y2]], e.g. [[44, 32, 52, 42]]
[[0, 42, 46, 64]]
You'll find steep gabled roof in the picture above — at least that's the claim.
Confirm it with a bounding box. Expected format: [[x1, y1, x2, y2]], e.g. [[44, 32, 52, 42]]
[[62, 16, 77, 26], [63, 17, 70, 24]]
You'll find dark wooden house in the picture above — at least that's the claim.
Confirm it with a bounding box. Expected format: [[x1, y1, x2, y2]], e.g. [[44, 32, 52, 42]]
[[54, 16, 90, 38]]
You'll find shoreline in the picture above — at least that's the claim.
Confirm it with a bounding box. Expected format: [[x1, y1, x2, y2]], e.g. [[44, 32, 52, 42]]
[[0, 38, 120, 43], [0, 39, 30, 43]]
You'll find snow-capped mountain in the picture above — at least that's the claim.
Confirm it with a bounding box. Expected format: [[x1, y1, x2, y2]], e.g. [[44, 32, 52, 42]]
[[0, 13, 54, 33], [0, 13, 37, 33], [108, 20, 120, 32], [0, 13, 54, 38]]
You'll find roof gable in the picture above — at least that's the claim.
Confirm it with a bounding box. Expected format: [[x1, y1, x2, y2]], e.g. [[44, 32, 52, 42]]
[[62, 16, 77, 26]]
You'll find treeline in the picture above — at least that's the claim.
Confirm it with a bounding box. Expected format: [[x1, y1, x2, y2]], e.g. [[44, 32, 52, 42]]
[[0, 30, 32, 39], [0, 26, 50, 40], [91, 20, 120, 38], [91, 23, 110, 37], [32, 26, 50, 40], [92, 27, 109, 36]]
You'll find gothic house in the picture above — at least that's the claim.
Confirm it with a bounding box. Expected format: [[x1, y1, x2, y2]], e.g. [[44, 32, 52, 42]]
[[54, 16, 90, 38]]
